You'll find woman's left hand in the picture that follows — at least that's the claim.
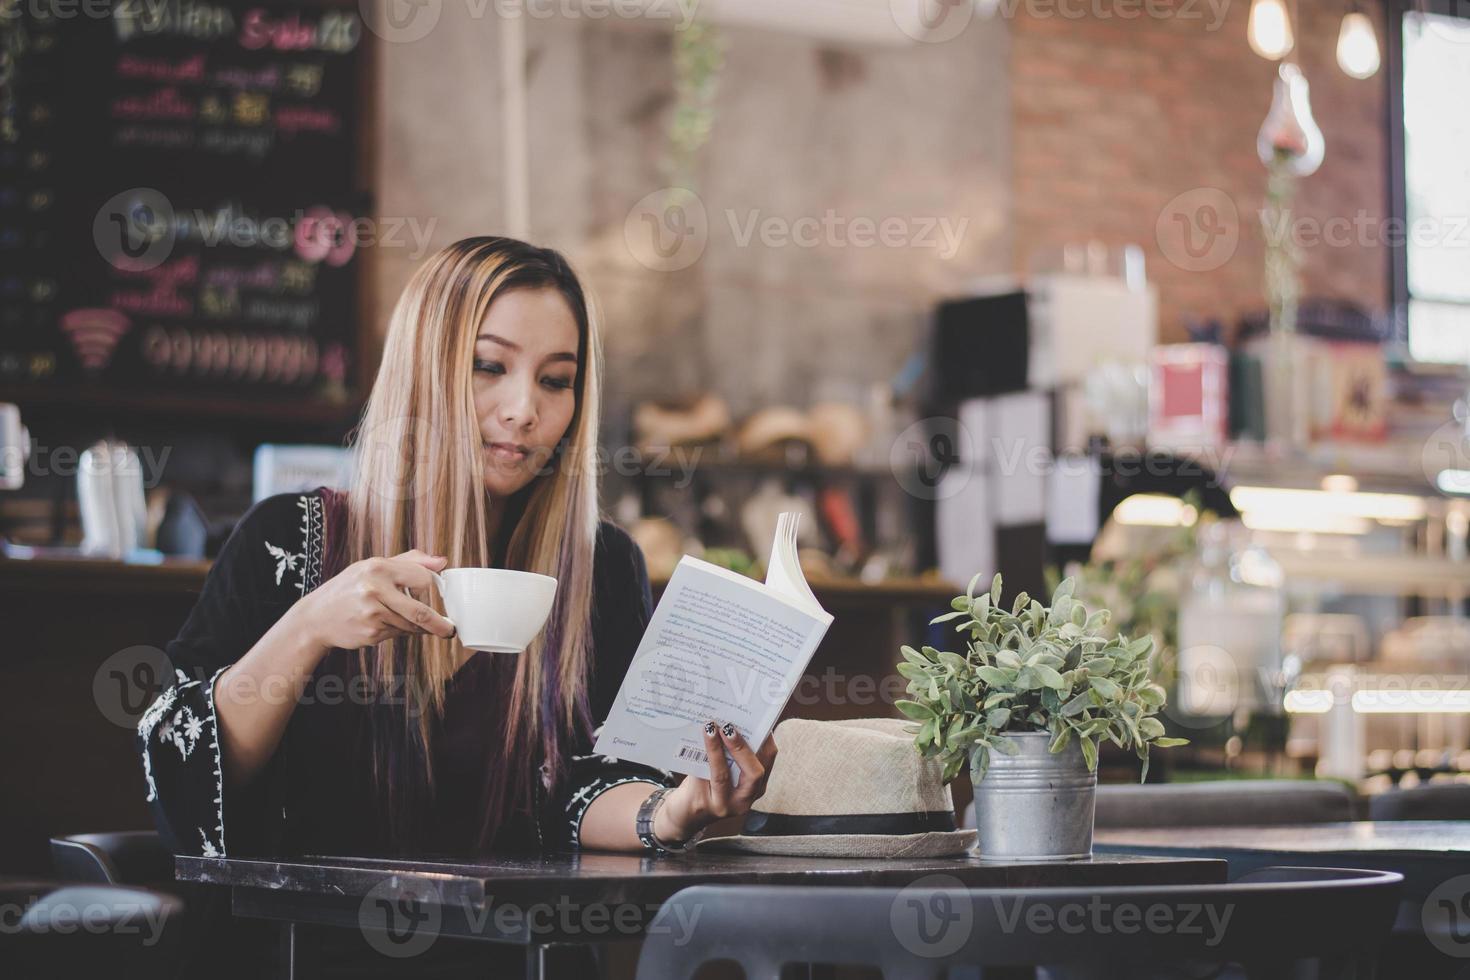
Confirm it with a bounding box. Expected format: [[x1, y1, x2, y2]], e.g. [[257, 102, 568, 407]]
[[654, 721, 777, 845]]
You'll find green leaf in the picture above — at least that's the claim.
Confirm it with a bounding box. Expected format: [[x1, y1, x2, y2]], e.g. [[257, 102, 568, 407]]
[[1031, 664, 1068, 690], [895, 699, 935, 721], [990, 572, 1003, 605], [1153, 737, 1190, 747], [1127, 635, 1155, 658], [1012, 591, 1030, 616], [992, 735, 1021, 756], [986, 707, 1012, 729], [900, 645, 928, 667], [1137, 684, 1166, 707], [937, 651, 970, 671], [1061, 691, 1092, 716], [1079, 658, 1115, 675], [1015, 667, 1043, 691], [1089, 675, 1122, 699], [930, 610, 967, 625], [942, 753, 965, 784], [973, 745, 991, 780], [1079, 736, 1098, 771], [1052, 576, 1075, 602], [983, 692, 1016, 709], [1138, 717, 1166, 739], [951, 595, 971, 611], [996, 649, 1021, 670], [1049, 726, 1073, 754], [967, 571, 984, 599], [896, 662, 929, 682], [975, 665, 1013, 687]]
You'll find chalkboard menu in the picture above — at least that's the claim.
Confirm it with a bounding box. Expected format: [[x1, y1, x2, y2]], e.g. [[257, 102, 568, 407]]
[[0, 1, 369, 408]]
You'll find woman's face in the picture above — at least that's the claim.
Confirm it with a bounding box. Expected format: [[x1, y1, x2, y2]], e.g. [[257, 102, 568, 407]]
[[472, 286, 581, 498]]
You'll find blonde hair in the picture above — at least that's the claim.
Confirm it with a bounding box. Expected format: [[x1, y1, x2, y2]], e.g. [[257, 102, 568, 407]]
[[343, 237, 602, 849]]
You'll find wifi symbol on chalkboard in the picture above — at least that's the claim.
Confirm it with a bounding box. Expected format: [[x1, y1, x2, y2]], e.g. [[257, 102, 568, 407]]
[[60, 308, 131, 373]]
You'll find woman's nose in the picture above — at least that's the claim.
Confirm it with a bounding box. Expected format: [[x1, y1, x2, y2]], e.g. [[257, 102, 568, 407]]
[[496, 380, 538, 431]]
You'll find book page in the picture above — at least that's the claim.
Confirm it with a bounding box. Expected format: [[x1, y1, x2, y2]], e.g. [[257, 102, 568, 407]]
[[593, 555, 833, 784]]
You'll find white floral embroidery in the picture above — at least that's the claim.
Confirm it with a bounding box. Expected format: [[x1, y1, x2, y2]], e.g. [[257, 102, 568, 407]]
[[566, 776, 665, 848], [199, 830, 221, 858], [264, 540, 304, 588], [205, 664, 229, 855], [160, 706, 202, 760]]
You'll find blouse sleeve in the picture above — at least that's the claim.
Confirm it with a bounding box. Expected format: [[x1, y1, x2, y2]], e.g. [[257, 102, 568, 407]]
[[549, 521, 675, 850], [135, 490, 327, 858]]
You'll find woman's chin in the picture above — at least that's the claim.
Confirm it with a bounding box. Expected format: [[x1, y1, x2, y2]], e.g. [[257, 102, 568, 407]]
[[481, 468, 532, 498]]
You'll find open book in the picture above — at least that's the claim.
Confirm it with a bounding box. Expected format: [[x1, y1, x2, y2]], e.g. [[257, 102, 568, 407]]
[[593, 512, 834, 785]]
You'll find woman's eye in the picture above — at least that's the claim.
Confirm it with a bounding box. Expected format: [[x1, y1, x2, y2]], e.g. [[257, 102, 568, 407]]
[[541, 376, 574, 391], [473, 359, 505, 376]]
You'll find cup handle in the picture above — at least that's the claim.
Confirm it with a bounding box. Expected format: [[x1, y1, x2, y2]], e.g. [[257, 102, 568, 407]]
[[428, 570, 457, 635]]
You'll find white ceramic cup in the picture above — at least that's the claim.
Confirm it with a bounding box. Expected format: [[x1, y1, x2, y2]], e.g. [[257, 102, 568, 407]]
[[429, 568, 558, 653]]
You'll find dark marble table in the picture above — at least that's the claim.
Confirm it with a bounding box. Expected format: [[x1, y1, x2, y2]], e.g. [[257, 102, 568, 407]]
[[177, 849, 1227, 979], [1097, 821, 1470, 978]]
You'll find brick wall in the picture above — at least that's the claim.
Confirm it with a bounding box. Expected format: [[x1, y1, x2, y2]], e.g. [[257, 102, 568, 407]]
[[1010, 0, 1391, 340]]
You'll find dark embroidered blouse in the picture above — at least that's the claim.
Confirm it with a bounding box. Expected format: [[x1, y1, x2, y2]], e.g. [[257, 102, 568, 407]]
[[135, 486, 673, 859]]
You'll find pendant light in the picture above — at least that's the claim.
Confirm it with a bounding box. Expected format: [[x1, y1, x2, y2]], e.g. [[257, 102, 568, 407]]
[[1248, 0, 1295, 59], [1257, 62, 1326, 177], [1336, 6, 1381, 79]]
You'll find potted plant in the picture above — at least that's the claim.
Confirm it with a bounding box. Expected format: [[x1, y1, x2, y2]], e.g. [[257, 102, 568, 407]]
[[896, 573, 1187, 861]]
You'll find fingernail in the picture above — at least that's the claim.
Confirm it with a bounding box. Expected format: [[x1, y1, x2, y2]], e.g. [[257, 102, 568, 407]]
[[704, 721, 717, 736], [721, 722, 736, 739], [449, 625, 458, 638]]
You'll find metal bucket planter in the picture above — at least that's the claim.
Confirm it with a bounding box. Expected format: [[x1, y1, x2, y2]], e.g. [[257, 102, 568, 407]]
[[970, 731, 1096, 861]]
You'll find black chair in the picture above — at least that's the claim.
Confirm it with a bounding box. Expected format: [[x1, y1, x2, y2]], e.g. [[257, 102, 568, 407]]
[[1092, 779, 1359, 828], [50, 830, 175, 889], [635, 867, 1402, 980], [1, 879, 185, 980], [1368, 783, 1470, 821]]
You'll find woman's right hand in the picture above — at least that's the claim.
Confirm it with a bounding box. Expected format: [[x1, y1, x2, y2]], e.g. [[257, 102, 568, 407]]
[[289, 550, 457, 653]]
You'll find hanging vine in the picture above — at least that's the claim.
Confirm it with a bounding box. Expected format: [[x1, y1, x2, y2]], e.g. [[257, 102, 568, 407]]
[[664, 21, 725, 191]]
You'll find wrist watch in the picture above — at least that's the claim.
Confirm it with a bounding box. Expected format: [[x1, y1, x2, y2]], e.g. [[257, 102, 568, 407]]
[[636, 786, 695, 854]]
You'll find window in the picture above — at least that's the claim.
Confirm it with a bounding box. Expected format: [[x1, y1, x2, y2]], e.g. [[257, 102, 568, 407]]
[[1395, 6, 1470, 363]]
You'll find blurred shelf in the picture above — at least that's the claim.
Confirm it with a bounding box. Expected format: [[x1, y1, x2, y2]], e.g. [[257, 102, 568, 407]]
[[1270, 551, 1470, 597], [1194, 441, 1445, 497], [2, 382, 363, 431]]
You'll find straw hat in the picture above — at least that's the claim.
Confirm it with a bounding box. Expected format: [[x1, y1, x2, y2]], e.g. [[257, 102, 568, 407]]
[[694, 717, 976, 859]]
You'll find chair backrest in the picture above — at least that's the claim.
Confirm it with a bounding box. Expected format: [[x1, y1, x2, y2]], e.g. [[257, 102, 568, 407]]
[[6, 883, 184, 980], [1369, 783, 1470, 821], [1092, 779, 1359, 828], [636, 867, 1402, 980], [50, 831, 172, 887]]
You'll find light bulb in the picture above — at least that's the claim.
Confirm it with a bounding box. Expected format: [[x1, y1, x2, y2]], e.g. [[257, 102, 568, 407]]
[[1248, 0, 1294, 60], [1336, 11, 1381, 79], [1257, 63, 1325, 177]]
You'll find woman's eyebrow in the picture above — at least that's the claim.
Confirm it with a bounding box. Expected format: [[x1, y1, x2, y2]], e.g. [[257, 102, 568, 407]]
[[477, 332, 578, 363]]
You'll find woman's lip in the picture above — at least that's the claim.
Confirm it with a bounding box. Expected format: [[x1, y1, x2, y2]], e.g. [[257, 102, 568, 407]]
[[485, 442, 529, 460]]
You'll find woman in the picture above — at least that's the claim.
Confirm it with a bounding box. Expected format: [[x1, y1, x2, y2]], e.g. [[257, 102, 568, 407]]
[[137, 237, 774, 975]]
